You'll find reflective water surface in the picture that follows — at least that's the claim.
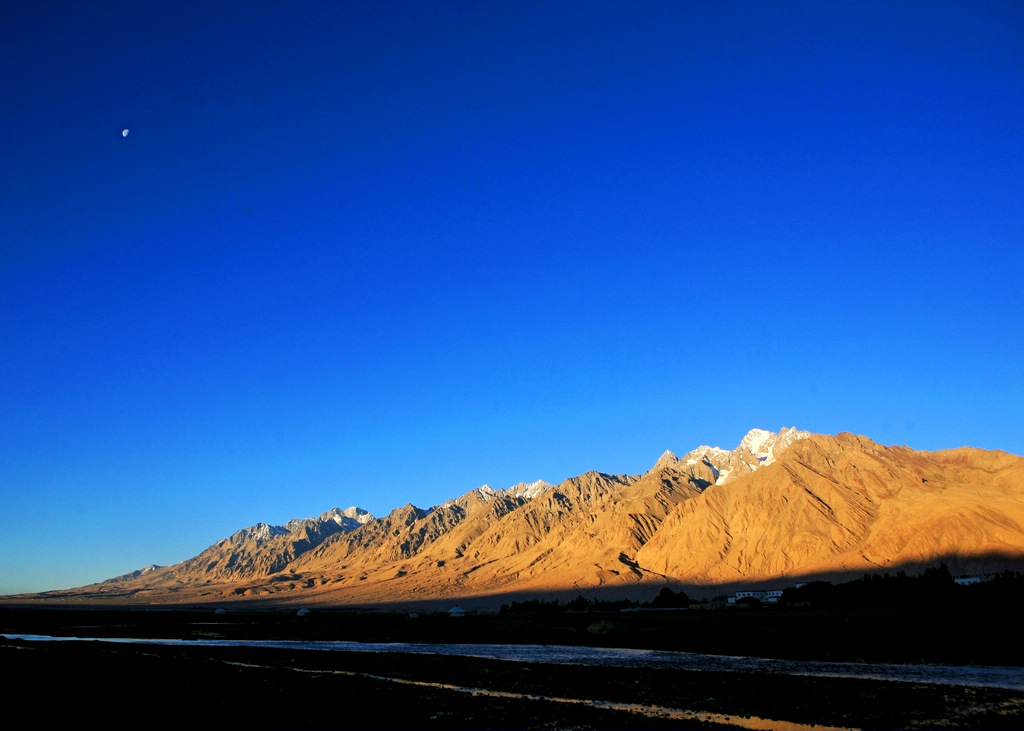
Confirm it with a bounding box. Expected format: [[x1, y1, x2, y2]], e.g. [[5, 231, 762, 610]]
[[6, 634, 1023, 690]]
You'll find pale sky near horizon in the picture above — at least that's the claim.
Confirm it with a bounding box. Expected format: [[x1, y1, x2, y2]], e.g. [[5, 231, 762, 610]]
[[2, 1, 1022, 594]]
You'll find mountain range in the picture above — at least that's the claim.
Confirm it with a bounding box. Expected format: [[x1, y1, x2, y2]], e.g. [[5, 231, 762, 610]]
[[25, 428, 1024, 607]]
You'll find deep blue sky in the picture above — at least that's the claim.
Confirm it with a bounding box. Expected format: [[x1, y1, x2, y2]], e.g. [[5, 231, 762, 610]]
[[2, 1, 1022, 594]]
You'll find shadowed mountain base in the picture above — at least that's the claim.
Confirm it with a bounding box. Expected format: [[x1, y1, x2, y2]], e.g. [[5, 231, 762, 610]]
[[10, 431, 1024, 611]]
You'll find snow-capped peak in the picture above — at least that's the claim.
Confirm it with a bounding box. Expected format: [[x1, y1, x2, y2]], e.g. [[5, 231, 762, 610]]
[[440, 480, 552, 510], [505, 480, 552, 500], [682, 444, 729, 466], [654, 450, 679, 469], [224, 522, 289, 546], [739, 428, 774, 458], [474, 485, 500, 501], [321, 506, 374, 528], [669, 427, 810, 486], [737, 426, 810, 468]]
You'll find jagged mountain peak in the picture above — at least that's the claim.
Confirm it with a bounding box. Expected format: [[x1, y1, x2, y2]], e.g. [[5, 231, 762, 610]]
[[474, 484, 500, 499], [653, 449, 679, 469], [104, 564, 164, 584], [738, 428, 775, 455], [282, 506, 375, 535], [319, 506, 374, 528], [666, 427, 810, 486], [341, 506, 374, 520], [442, 480, 554, 508], [681, 444, 730, 465], [504, 480, 553, 499], [225, 522, 289, 546], [738, 426, 810, 464], [74, 428, 1024, 608]]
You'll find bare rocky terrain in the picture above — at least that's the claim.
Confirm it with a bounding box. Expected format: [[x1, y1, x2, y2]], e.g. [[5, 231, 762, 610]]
[[13, 429, 1024, 608]]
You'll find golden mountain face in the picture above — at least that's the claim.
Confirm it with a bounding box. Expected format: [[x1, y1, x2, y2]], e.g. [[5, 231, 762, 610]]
[[41, 431, 1024, 608]]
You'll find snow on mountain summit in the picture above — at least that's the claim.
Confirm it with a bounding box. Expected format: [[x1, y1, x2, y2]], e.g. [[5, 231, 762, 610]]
[[739, 428, 775, 457], [319, 506, 374, 531], [670, 427, 810, 487], [505, 480, 552, 500], [91, 430, 1024, 603], [741, 426, 810, 467], [474, 481, 552, 501], [654, 450, 679, 470]]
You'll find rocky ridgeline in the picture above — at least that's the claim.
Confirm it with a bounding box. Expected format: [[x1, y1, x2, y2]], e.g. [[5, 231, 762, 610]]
[[81, 428, 1024, 606]]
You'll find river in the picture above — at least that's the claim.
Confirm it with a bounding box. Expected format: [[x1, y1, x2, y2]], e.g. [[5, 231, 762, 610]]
[[5, 634, 1023, 691]]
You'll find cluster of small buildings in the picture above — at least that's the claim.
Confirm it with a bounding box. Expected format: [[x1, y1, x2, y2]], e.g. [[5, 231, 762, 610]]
[[727, 589, 784, 605], [954, 576, 983, 586]]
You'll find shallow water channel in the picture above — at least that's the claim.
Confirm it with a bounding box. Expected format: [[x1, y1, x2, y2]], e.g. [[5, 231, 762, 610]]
[[6, 634, 1023, 691]]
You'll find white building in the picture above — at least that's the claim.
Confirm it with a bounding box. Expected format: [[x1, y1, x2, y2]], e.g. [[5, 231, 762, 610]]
[[729, 589, 784, 604], [954, 576, 982, 586]]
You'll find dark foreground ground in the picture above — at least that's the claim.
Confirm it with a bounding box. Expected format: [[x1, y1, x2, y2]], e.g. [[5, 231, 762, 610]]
[[3, 602, 1023, 664], [3, 605, 1023, 730]]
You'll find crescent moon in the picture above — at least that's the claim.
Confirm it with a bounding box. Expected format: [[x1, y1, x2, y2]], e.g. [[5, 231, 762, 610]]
[[122, 129, 129, 137]]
